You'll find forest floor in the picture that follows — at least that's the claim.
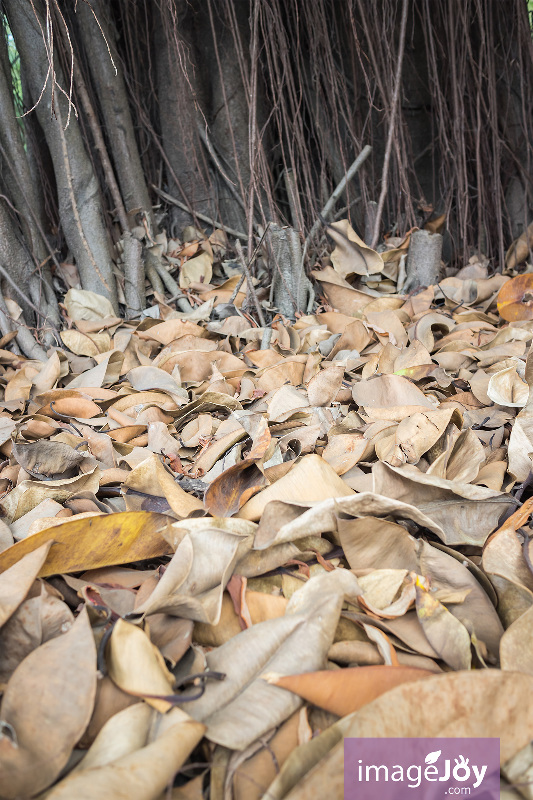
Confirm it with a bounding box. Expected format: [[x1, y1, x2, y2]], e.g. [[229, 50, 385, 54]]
[[1, 221, 533, 799]]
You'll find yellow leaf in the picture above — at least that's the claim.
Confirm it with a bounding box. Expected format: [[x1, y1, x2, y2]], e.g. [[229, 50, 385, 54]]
[[0, 511, 172, 577]]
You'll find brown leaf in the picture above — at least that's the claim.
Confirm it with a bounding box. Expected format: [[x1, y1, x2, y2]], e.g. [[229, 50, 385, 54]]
[[238, 454, 354, 522], [105, 618, 175, 712], [279, 671, 533, 799], [12, 439, 88, 478], [45, 707, 206, 800], [414, 577, 472, 670], [204, 461, 267, 517]]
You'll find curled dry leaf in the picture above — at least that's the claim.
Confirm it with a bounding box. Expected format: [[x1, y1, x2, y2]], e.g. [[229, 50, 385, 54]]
[[0, 587, 74, 683], [373, 461, 516, 546], [106, 618, 175, 712], [183, 569, 359, 750], [327, 220, 384, 278], [64, 288, 117, 321], [204, 461, 267, 517], [132, 527, 247, 624], [237, 454, 354, 522], [45, 708, 206, 800], [414, 578, 472, 670]]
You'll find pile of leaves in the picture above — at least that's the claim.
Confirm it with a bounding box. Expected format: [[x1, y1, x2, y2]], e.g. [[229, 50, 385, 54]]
[[2, 222, 533, 799]]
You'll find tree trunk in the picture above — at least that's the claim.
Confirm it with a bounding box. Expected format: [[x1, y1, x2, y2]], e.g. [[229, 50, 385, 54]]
[[0, 31, 60, 342], [5, 0, 118, 309], [0, 200, 48, 360], [75, 0, 155, 230], [154, 0, 213, 237]]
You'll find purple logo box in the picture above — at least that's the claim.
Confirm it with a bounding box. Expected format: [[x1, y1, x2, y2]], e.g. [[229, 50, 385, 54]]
[[344, 738, 500, 799]]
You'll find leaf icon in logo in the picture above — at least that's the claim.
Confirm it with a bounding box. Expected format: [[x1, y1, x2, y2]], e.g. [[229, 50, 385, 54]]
[[425, 750, 441, 764]]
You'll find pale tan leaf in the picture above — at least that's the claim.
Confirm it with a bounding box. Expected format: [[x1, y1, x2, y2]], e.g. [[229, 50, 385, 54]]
[[0, 608, 96, 798]]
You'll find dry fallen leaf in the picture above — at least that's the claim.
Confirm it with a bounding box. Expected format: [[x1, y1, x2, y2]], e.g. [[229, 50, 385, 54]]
[[267, 665, 434, 716], [327, 220, 384, 278], [497, 274, 533, 321], [0, 607, 96, 798], [1, 234, 533, 799], [105, 618, 176, 712], [0, 511, 172, 577], [0, 541, 52, 626], [45, 707, 206, 800]]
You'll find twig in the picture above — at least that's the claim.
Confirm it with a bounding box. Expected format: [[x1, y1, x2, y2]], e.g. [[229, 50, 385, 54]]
[[333, 194, 362, 221], [197, 123, 246, 213], [260, 327, 272, 350], [305, 145, 372, 246], [300, 146, 372, 278], [370, 0, 409, 249], [145, 249, 192, 313], [234, 240, 266, 328], [229, 272, 246, 305], [247, 0, 261, 258], [151, 185, 247, 241], [229, 223, 271, 304]]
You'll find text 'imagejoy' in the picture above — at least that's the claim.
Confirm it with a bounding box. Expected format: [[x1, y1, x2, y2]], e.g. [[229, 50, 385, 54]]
[[344, 738, 500, 799]]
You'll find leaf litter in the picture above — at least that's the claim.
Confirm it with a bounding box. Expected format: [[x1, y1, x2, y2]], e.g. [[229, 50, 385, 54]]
[[2, 223, 533, 798]]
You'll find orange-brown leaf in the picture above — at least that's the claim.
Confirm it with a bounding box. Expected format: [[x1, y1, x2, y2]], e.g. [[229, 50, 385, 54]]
[[269, 665, 434, 716], [497, 274, 533, 321]]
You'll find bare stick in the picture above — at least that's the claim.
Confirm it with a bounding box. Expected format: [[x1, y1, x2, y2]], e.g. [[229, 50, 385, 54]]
[[247, 0, 261, 259], [229, 272, 245, 305], [370, 0, 409, 249], [122, 233, 144, 317], [260, 327, 272, 350], [234, 240, 266, 328], [145, 248, 192, 313], [229, 223, 271, 305], [364, 200, 378, 245], [151, 185, 247, 241], [284, 169, 300, 229], [305, 145, 372, 245], [197, 123, 246, 213]]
